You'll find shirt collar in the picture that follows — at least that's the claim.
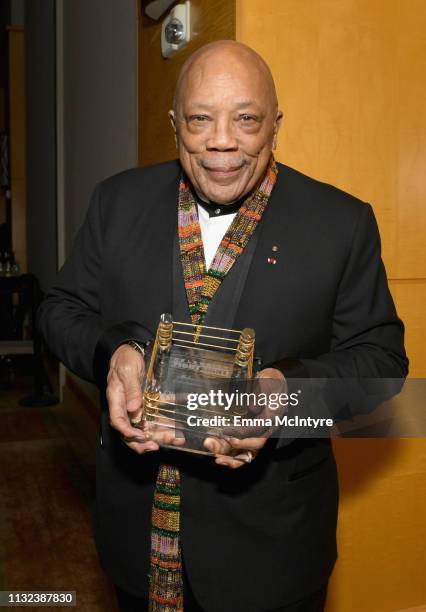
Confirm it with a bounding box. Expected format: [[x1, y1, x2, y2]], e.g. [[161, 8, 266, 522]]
[[192, 188, 251, 218]]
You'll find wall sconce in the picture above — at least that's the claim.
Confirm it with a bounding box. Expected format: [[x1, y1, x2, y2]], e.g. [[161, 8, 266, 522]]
[[161, 2, 191, 58]]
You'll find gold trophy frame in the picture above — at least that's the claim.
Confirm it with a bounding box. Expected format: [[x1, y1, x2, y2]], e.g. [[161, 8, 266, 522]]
[[139, 313, 256, 457]]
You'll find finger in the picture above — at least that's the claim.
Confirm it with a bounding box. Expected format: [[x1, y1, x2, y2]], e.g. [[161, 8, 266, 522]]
[[149, 428, 187, 447], [145, 416, 176, 431], [122, 427, 185, 451], [203, 437, 232, 456], [215, 453, 251, 469], [121, 433, 155, 443], [255, 367, 286, 381], [107, 381, 142, 439], [223, 423, 270, 439], [227, 437, 266, 451], [110, 361, 144, 416], [123, 375, 144, 415], [142, 420, 187, 446], [124, 440, 160, 454], [111, 411, 144, 439]]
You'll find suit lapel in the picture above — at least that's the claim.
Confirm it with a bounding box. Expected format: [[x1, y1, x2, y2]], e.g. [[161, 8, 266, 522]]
[[203, 232, 259, 329], [233, 166, 294, 363]]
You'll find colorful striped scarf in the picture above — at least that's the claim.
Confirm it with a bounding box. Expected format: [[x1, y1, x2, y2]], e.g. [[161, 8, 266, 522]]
[[148, 157, 278, 611]]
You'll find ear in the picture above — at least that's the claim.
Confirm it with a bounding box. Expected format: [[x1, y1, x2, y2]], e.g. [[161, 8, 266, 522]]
[[272, 110, 283, 151], [168, 110, 178, 148]]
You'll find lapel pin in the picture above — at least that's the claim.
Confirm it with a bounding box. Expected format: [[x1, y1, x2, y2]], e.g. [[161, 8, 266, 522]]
[[267, 245, 279, 264]]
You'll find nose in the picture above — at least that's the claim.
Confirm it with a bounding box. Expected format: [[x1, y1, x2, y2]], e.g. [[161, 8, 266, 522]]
[[205, 117, 238, 151]]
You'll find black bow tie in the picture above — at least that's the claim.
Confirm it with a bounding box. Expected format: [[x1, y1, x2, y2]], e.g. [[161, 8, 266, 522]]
[[194, 191, 250, 218]]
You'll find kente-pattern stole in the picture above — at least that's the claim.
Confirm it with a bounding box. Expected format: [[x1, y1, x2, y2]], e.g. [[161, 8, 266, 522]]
[[148, 156, 278, 611]]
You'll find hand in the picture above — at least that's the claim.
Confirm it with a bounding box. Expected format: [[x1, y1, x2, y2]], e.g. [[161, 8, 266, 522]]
[[106, 345, 184, 454], [205, 367, 286, 469]]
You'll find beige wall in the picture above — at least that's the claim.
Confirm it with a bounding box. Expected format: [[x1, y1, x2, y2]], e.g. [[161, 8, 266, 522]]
[[237, 1, 426, 611]]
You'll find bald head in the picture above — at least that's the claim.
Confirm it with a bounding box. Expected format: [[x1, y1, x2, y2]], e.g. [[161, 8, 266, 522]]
[[169, 40, 282, 204], [173, 40, 278, 112]]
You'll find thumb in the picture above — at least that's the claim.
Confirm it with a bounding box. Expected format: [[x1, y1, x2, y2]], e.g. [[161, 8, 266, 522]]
[[123, 378, 143, 415]]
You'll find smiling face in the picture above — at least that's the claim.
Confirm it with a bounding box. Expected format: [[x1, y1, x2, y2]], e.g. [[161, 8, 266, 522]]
[[169, 42, 283, 204]]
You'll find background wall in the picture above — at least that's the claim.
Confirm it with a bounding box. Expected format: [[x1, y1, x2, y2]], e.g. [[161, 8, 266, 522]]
[[25, 0, 56, 291], [61, 0, 138, 254], [11, 0, 24, 25], [25, 0, 139, 289], [8, 25, 26, 272], [57, 0, 139, 403], [236, 1, 426, 610]]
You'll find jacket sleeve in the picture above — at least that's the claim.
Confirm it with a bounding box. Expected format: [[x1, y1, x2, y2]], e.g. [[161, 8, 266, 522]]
[[37, 183, 153, 387], [267, 203, 408, 440]]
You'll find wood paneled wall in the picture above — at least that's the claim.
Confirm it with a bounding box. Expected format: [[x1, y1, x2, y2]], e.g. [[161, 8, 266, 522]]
[[236, 1, 426, 610], [237, 0, 425, 378]]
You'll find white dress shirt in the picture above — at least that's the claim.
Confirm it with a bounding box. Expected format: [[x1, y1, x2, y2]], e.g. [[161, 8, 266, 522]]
[[197, 204, 237, 269]]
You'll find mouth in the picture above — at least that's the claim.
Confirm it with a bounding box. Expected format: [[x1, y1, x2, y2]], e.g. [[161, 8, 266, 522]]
[[202, 164, 245, 179]]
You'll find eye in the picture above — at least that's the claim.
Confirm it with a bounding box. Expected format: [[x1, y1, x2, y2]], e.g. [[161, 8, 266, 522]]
[[239, 114, 257, 123], [189, 115, 210, 123]]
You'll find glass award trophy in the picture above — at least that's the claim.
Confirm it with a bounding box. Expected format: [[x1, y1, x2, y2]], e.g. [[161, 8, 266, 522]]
[[135, 313, 257, 458]]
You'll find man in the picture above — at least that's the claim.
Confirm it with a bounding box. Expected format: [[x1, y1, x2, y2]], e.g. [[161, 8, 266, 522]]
[[38, 41, 407, 612]]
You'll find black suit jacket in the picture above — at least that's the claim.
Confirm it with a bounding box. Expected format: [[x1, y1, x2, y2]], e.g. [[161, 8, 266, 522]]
[[38, 161, 408, 611]]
